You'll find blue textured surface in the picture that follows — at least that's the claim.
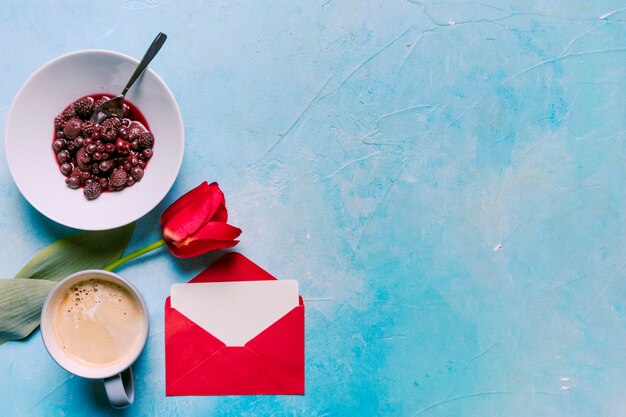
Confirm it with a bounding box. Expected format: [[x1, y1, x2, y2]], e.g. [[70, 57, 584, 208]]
[[1, 1, 626, 416]]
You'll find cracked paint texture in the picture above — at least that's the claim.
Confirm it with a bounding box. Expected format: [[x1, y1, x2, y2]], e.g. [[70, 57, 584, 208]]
[[1, 1, 625, 416]]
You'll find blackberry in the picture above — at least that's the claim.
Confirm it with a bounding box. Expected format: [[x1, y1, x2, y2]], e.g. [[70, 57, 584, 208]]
[[100, 117, 121, 131], [62, 106, 76, 120], [109, 167, 128, 187], [81, 121, 95, 137], [93, 97, 109, 109], [83, 182, 102, 200], [137, 132, 154, 149], [73, 97, 94, 120], [54, 115, 64, 130]]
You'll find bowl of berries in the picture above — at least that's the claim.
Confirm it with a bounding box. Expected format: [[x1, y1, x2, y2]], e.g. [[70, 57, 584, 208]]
[[5, 49, 184, 230]]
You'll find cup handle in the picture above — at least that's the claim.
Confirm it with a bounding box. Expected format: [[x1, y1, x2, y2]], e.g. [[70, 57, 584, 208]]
[[103, 367, 134, 408]]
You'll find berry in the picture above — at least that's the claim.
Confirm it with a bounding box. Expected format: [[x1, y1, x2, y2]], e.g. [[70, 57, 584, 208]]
[[130, 166, 144, 181], [91, 130, 102, 140], [99, 160, 113, 172], [99, 178, 108, 189], [100, 117, 121, 141], [76, 148, 91, 170], [63, 118, 83, 139], [102, 128, 117, 141], [137, 132, 154, 149], [126, 177, 135, 187], [57, 150, 70, 164], [83, 182, 102, 200], [142, 148, 153, 159], [54, 115, 64, 130], [115, 138, 130, 154], [81, 121, 95, 137], [109, 168, 128, 187], [73, 97, 94, 120], [65, 142, 76, 153], [127, 122, 146, 140], [100, 117, 121, 131], [104, 143, 115, 153], [66, 175, 81, 189], [86, 144, 97, 154], [93, 96, 109, 109], [60, 163, 73, 176], [52, 139, 66, 152], [62, 106, 76, 120], [74, 137, 84, 148]]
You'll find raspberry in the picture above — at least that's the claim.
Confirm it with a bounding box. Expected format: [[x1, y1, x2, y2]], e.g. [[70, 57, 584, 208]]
[[81, 121, 95, 137], [83, 182, 102, 200], [73, 97, 93, 120], [100, 118, 121, 141], [137, 132, 154, 149], [109, 167, 128, 187]]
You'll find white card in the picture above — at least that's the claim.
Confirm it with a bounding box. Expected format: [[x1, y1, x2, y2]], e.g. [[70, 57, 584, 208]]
[[171, 280, 299, 347]]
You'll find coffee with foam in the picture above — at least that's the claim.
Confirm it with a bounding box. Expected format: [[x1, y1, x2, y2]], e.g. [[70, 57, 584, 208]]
[[54, 278, 146, 366]]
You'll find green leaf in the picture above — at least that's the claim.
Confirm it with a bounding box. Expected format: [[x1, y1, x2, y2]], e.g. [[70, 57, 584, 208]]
[[15, 223, 135, 281], [0, 278, 56, 344]]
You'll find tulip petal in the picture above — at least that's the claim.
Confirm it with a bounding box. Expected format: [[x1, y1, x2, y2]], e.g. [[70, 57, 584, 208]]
[[161, 182, 226, 242], [160, 181, 210, 228], [212, 199, 228, 223], [194, 222, 242, 241], [166, 223, 242, 258], [166, 238, 239, 258]]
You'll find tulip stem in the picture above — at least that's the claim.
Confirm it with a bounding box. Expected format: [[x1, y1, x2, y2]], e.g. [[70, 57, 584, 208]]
[[103, 239, 167, 272]]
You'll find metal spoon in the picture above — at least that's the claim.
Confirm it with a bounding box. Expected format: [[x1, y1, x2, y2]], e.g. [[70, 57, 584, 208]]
[[91, 32, 167, 125]]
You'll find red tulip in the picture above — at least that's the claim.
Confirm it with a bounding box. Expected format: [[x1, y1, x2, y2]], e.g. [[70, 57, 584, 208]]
[[160, 182, 242, 258]]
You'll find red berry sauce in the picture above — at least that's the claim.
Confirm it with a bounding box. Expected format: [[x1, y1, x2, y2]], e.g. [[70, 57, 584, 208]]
[[52, 94, 154, 200]]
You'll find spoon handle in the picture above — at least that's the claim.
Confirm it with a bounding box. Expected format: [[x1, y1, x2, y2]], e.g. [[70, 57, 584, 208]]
[[122, 32, 168, 96]]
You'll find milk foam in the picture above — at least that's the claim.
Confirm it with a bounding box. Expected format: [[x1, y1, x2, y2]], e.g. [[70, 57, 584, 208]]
[[55, 278, 146, 367]]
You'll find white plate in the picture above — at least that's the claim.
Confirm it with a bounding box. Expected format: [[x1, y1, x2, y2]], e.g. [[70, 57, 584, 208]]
[[5, 50, 184, 230]]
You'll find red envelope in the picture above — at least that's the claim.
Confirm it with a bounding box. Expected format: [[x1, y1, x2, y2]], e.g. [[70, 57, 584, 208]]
[[165, 252, 305, 395]]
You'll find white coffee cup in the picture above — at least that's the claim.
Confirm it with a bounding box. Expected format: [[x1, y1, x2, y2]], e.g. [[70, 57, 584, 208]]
[[40, 270, 149, 408]]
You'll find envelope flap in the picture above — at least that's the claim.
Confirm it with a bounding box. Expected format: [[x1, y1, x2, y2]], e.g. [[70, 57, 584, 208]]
[[171, 280, 299, 346], [190, 252, 276, 283]]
